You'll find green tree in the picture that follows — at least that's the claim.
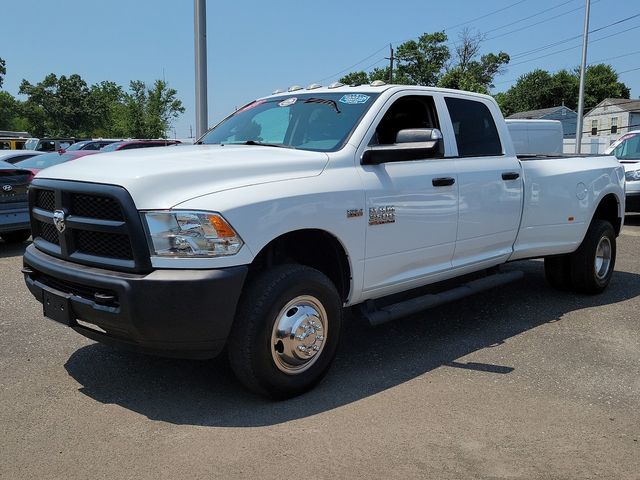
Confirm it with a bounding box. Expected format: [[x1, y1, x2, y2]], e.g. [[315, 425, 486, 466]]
[[394, 32, 450, 85], [438, 29, 509, 94], [338, 30, 507, 92], [339, 71, 370, 86], [0, 91, 30, 131], [120, 80, 184, 138], [19, 73, 96, 136], [496, 64, 630, 116], [583, 64, 630, 109]]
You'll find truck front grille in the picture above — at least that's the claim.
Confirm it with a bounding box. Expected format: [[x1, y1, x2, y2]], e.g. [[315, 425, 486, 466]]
[[74, 230, 133, 260], [29, 180, 151, 273]]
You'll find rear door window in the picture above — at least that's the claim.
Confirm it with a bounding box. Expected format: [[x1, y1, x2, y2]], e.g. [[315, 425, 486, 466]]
[[445, 97, 502, 157]]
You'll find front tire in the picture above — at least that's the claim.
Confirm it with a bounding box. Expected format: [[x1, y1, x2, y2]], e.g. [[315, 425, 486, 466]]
[[1, 229, 30, 244], [227, 264, 343, 399]]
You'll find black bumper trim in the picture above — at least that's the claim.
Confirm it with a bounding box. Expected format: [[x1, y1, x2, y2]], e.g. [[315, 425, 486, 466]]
[[23, 244, 247, 359]]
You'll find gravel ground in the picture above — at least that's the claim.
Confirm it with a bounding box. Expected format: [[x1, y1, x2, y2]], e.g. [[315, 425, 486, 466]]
[[1, 217, 639, 479]]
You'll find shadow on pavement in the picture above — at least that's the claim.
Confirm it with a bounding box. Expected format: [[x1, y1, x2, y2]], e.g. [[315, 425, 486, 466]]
[[64, 260, 640, 427], [0, 240, 30, 259]]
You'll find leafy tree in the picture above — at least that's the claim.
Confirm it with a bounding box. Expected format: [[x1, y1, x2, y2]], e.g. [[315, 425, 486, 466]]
[[120, 80, 184, 138], [0, 57, 6, 89], [394, 32, 450, 85], [496, 64, 630, 116], [438, 29, 509, 94], [583, 64, 630, 109], [19, 73, 95, 136], [338, 30, 507, 93], [16, 73, 184, 138], [339, 71, 370, 86], [0, 91, 29, 131]]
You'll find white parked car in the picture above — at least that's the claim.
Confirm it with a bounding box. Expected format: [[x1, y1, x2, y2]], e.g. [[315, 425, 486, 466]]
[[605, 130, 640, 212], [22, 84, 625, 398]]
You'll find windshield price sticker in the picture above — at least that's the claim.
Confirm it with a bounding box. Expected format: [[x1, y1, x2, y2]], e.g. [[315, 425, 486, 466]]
[[339, 94, 370, 105], [279, 97, 297, 107]]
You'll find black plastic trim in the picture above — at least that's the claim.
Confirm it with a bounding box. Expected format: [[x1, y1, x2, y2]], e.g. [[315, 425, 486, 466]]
[[22, 244, 248, 359], [29, 179, 152, 273]]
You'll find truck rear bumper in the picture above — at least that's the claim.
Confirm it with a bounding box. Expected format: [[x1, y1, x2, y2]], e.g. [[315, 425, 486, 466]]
[[22, 244, 247, 359]]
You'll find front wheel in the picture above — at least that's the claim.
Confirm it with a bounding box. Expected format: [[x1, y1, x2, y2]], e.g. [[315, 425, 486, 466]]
[[227, 264, 343, 399]]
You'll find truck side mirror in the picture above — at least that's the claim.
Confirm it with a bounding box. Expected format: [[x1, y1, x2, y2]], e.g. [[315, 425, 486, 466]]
[[362, 128, 444, 165]]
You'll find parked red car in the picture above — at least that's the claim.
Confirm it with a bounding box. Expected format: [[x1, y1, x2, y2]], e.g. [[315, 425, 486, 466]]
[[100, 139, 181, 152], [13, 150, 99, 175]]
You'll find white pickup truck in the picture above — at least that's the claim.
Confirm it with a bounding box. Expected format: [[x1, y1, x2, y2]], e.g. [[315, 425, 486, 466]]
[[23, 84, 625, 398]]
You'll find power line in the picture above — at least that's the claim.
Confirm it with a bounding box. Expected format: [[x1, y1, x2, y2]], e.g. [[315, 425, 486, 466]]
[[314, 0, 536, 83], [493, 50, 640, 86], [441, 0, 528, 32], [485, 0, 600, 43], [484, 0, 576, 35], [510, 12, 640, 60], [506, 23, 640, 68]]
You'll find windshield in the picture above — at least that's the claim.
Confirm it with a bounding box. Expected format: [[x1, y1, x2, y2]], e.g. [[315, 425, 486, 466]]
[[610, 133, 640, 160], [15, 152, 79, 170], [65, 142, 86, 151], [200, 92, 380, 152], [24, 139, 38, 150], [101, 142, 124, 152]]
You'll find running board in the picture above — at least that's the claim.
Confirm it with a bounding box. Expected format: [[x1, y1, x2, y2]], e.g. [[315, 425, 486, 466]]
[[361, 270, 524, 326]]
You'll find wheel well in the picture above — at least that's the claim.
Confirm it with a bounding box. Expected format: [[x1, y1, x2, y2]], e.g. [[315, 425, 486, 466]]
[[593, 193, 622, 236], [249, 230, 351, 301]]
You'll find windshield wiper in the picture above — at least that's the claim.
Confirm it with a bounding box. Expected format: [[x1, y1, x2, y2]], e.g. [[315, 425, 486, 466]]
[[242, 140, 294, 149]]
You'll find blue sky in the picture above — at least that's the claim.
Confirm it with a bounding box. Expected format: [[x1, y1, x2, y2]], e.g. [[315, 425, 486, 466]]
[[1, 0, 639, 138]]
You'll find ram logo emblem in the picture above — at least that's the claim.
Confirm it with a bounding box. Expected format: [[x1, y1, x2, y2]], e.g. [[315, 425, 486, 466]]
[[53, 210, 67, 233]]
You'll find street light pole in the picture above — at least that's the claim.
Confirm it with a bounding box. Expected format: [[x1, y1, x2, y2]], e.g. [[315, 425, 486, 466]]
[[575, 0, 591, 154], [194, 0, 208, 139]]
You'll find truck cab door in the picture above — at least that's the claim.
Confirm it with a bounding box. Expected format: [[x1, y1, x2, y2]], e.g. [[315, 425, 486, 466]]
[[443, 96, 523, 268], [357, 93, 459, 297]]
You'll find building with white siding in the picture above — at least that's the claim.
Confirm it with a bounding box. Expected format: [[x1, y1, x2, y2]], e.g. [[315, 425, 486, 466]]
[[583, 98, 640, 142]]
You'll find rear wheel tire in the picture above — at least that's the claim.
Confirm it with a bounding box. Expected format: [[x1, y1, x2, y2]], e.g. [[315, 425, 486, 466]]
[[227, 264, 343, 399], [0, 230, 30, 244], [569, 219, 616, 294]]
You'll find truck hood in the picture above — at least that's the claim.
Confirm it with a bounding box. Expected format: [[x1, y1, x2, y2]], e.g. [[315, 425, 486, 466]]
[[36, 144, 330, 209]]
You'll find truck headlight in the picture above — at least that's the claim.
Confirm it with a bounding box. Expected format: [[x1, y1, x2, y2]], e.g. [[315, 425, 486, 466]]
[[625, 169, 640, 182], [142, 211, 243, 257]]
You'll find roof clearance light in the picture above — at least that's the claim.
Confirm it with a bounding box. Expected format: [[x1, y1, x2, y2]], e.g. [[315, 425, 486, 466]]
[[272, 89, 285, 95], [288, 85, 304, 92], [307, 83, 322, 90], [371, 80, 386, 86], [328, 82, 344, 89]]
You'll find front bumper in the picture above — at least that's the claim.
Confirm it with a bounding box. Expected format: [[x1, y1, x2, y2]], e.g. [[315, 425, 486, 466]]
[[0, 207, 29, 233], [22, 244, 247, 359]]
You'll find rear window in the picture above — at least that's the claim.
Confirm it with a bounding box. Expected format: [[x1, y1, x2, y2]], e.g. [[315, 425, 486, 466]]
[[445, 97, 502, 157], [14, 152, 78, 170]]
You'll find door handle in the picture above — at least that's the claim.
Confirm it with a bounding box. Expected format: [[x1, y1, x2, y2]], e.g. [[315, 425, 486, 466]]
[[432, 177, 455, 187], [501, 171, 520, 181]]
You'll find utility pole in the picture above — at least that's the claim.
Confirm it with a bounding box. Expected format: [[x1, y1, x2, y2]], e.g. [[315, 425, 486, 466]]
[[575, 0, 591, 154], [194, 0, 208, 139], [386, 44, 394, 84]]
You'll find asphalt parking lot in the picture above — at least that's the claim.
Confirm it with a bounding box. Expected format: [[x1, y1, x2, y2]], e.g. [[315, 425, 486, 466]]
[[1, 218, 639, 480]]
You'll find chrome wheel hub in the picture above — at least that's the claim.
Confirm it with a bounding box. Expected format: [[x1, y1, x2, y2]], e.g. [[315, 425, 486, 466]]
[[271, 295, 328, 375], [595, 236, 612, 280]]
